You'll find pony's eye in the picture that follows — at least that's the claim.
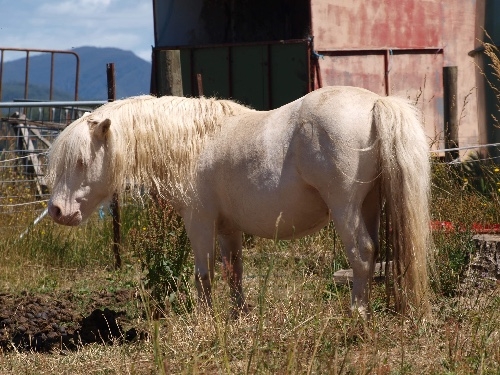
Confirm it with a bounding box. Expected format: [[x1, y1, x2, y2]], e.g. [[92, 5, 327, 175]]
[[76, 159, 85, 168]]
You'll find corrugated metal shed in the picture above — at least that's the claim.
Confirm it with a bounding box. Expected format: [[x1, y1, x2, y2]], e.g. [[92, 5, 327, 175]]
[[152, 0, 484, 150]]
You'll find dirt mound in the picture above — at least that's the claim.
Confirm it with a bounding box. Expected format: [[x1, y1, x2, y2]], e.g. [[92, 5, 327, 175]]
[[0, 290, 144, 353]]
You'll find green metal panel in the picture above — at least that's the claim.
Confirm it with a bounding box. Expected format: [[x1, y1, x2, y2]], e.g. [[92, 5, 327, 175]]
[[231, 45, 270, 109], [474, 0, 500, 156], [174, 40, 310, 110], [484, 0, 500, 147], [193, 48, 230, 98], [269, 43, 309, 109], [180, 50, 193, 96]]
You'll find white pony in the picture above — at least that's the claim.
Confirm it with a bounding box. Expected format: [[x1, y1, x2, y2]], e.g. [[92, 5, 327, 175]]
[[47, 86, 432, 317]]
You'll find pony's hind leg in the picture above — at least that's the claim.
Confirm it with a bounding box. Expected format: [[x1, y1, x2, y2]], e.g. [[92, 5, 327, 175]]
[[218, 231, 249, 316], [331, 197, 379, 319], [346, 221, 376, 318]]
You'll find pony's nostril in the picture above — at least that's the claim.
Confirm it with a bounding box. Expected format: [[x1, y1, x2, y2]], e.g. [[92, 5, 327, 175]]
[[49, 204, 62, 219]]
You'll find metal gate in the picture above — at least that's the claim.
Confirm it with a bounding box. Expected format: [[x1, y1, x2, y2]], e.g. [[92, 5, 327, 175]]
[[152, 39, 312, 110]]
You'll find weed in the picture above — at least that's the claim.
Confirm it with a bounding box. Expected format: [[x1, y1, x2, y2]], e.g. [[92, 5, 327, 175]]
[[432, 230, 475, 297], [129, 197, 193, 315]]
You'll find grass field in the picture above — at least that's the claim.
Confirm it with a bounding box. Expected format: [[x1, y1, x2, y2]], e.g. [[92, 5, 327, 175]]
[[0, 156, 499, 374], [2, 40, 500, 372]]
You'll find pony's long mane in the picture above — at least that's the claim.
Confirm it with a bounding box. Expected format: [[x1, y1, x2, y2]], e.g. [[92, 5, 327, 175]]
[[48, 95, 253, 201]]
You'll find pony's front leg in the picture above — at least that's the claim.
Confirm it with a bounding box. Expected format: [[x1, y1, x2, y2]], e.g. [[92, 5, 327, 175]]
[[185, 219, 216, 312], [194, 256, 215, 312], [219, 231, 249, 316]]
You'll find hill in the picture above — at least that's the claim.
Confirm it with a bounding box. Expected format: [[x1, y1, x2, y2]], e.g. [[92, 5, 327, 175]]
[[1, 47, 151, 101]]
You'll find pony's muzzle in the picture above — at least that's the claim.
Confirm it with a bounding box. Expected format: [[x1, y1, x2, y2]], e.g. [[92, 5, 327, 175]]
[[48, 201, 82, 226], [48, 202, 61, 219]]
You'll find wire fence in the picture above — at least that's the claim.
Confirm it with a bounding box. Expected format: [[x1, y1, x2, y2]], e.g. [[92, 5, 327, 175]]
[[0, 101, 105, 237], [1, 99, 500, 238]]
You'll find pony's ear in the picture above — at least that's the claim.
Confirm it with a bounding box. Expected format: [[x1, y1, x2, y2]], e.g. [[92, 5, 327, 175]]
[[91, 118, 111, 141]]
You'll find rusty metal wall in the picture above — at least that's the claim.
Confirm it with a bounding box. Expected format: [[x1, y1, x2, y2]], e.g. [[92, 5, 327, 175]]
[[442, 1, 478, 151], [311, 1, 441, 50], [311, 0, 479, 151], [314, 50, 444, 149]]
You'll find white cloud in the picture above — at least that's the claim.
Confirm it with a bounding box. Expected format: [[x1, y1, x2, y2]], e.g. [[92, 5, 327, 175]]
[[0, 0, 154, 62], [39, 0, 112, 16], [81, 0, 112, 7]]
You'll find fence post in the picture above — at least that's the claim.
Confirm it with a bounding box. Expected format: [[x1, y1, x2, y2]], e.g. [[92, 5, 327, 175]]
[[443, 66, 459, 162], [106, 62, 122, 269], [196, 73, 204, 97], [155, 50, 183, 97]]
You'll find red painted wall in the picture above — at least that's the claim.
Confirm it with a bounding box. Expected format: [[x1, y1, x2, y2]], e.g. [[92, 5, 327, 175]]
[[312, 0, 442, 50], [311, 0, 479, 151]]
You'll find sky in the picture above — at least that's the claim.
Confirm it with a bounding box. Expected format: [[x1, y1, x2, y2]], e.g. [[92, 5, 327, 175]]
[[0, 0, 154, 63]]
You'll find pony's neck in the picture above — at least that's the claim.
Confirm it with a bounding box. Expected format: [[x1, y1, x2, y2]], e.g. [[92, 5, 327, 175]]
[[112, 96, 251, 202]]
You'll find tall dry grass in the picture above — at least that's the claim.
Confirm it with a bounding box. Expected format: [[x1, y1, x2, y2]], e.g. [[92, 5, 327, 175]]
[[0, 173, 499, 374]]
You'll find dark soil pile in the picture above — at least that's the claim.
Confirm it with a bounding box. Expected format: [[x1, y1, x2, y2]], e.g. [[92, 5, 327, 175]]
[[0, 289, 145, 353]]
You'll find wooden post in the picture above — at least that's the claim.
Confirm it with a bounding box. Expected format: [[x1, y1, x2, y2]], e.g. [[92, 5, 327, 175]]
[[443, 66, 459, 162], [196, 73, 204, 97], [106, 63, 122, 269], [156, 50, 183, 96], [107, 63, 116, 102]]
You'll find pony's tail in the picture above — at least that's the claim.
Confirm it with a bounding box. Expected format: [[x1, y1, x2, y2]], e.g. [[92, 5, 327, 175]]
[[373, 96, 432, 316]]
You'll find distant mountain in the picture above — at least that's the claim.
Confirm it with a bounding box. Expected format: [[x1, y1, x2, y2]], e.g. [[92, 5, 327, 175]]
[[0, 46, 151, 101], [1, 82, 75, 102]]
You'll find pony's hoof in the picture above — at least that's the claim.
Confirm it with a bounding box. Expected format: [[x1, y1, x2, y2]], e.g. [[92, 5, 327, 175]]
[[230, 303, 253, 320], [350, 306, 370, 320]]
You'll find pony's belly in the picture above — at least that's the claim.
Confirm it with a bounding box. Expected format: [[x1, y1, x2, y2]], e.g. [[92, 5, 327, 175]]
[[274, 210, 330, 240], [241, 209, 330, 240], [224, 187, 330, 240]]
